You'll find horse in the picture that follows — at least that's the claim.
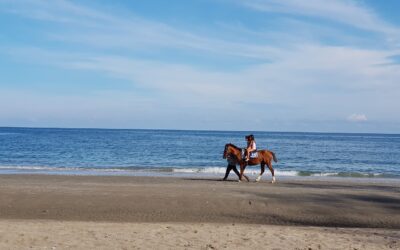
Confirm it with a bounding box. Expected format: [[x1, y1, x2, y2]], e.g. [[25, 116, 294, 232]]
[[223, 143, 277, 183]]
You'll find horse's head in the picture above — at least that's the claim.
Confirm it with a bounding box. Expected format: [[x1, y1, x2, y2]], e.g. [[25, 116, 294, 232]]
[[223, 143, 240, 159], [223, 143, 229, 159]]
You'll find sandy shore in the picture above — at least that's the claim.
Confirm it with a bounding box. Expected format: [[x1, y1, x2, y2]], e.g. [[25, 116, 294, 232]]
[[0, 175, 399, 249]]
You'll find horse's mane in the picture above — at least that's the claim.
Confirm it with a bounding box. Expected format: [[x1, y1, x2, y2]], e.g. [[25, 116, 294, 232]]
[[226, 143, 241, 150]]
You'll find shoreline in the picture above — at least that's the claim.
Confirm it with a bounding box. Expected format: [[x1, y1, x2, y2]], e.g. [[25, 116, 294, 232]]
[[0, 166, 400, 183]]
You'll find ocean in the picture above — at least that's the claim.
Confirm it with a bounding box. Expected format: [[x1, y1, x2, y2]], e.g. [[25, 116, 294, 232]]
[[0, 127, 399, 179]]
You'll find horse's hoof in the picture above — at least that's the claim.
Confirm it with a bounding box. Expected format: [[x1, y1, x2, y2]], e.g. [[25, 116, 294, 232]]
[[271, 177, 276, 183], [238, 180, 241, 183]]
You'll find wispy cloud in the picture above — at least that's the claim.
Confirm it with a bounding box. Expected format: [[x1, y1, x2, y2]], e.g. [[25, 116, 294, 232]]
[[1, 0, 284, 60], [9, 43, 398, 106], [236, 0, 400, 38]]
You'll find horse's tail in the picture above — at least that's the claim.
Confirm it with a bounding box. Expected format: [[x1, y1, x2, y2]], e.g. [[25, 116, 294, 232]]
[[270, 151, 278, 162]]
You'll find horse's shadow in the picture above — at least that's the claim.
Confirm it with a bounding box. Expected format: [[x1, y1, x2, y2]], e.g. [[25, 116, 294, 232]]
[[182, 178, 237, 182]]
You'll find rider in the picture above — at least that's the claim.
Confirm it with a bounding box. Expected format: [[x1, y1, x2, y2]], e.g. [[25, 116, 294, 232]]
[[245, 134, 257, 162]]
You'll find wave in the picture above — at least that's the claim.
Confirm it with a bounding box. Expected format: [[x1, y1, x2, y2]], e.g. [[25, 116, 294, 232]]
[[0, 165, 175, 173], [172, 168, 398, 178], [0, 165, 398, 178], [297, 171, 398, 178], [171, 167, 299, 176], [0, 132, 21, 135]]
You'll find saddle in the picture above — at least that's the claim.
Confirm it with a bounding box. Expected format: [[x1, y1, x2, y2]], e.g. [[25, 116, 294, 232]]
[[250, 151, 259, 158], [242, 149, 258, 159]]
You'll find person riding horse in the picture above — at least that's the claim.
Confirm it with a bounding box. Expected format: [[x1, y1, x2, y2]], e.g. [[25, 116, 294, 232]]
[[223, 138, 277, 183], [245, 134, 257, 162]]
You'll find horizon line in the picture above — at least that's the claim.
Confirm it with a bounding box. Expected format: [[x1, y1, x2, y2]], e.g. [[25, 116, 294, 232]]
[[1, 126, 399, 136]]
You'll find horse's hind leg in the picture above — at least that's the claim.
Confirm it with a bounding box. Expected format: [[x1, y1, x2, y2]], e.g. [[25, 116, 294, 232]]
[[267, 161, 276, 183], [256, 163, 265, 182]]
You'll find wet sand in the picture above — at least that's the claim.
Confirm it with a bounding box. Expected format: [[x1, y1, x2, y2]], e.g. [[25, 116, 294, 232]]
[[0, 174, 399, 249]]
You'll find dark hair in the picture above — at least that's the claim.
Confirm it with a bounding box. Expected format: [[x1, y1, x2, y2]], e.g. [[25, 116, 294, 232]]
[[246, 134, 254, 140]]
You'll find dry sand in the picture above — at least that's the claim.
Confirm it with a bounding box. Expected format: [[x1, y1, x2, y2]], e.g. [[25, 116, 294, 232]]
[[0, 174, 399, 249]]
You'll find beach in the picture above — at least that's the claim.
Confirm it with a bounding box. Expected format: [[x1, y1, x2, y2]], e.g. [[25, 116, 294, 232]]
[[3, 0, 400, 248], [0, 174, 399, 249]]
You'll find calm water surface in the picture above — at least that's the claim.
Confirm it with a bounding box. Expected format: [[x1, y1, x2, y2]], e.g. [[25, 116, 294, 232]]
[[0, 127, 399, 178]]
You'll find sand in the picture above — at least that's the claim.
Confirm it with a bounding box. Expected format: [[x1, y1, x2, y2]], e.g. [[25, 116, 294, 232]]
[[0, 174, 399, 249]]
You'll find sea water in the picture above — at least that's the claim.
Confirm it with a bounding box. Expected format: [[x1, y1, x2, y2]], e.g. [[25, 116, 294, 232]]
[[0, 127, 399, 178]]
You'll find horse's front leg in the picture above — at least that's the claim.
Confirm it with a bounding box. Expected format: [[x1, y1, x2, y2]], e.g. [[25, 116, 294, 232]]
[[256, 163, 265, 182]]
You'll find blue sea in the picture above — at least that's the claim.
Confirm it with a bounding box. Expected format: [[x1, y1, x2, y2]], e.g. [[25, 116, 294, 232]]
[[0, 127, 400, 179]]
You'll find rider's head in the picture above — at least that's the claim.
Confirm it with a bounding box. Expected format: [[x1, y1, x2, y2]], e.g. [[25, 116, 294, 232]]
[[246, 134, 254, 141]]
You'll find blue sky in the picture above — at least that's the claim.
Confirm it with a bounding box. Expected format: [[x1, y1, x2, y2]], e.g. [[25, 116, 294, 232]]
[[1, 0, 400, 133]]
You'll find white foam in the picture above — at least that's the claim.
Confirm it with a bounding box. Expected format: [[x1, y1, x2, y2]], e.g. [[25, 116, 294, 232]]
[[310, 172, 338, 177], [172, 167, 299, 176], [0, 165, 58, 171], [173, 167, 227, 174], [274, 170, 299, 176], [0, 165, 394, 179]]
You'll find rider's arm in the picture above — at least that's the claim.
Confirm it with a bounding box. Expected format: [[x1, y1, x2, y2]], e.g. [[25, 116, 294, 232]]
[[249, 141, 256, 151]]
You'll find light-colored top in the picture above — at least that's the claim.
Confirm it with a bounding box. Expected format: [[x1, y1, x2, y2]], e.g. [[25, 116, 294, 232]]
[[249, 141, 256, 151]]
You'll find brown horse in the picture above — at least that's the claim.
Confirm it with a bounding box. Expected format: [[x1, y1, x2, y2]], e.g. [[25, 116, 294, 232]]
[[223, 143, 277, 183]]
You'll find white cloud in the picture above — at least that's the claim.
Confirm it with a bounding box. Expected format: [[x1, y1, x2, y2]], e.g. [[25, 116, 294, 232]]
[[4, 41, 400, 112], [236, 0, 400, 37], [347, 114, 368, 122]]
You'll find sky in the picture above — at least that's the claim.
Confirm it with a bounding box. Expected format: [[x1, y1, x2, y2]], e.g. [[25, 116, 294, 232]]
[[1, 0, 400, 133]]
